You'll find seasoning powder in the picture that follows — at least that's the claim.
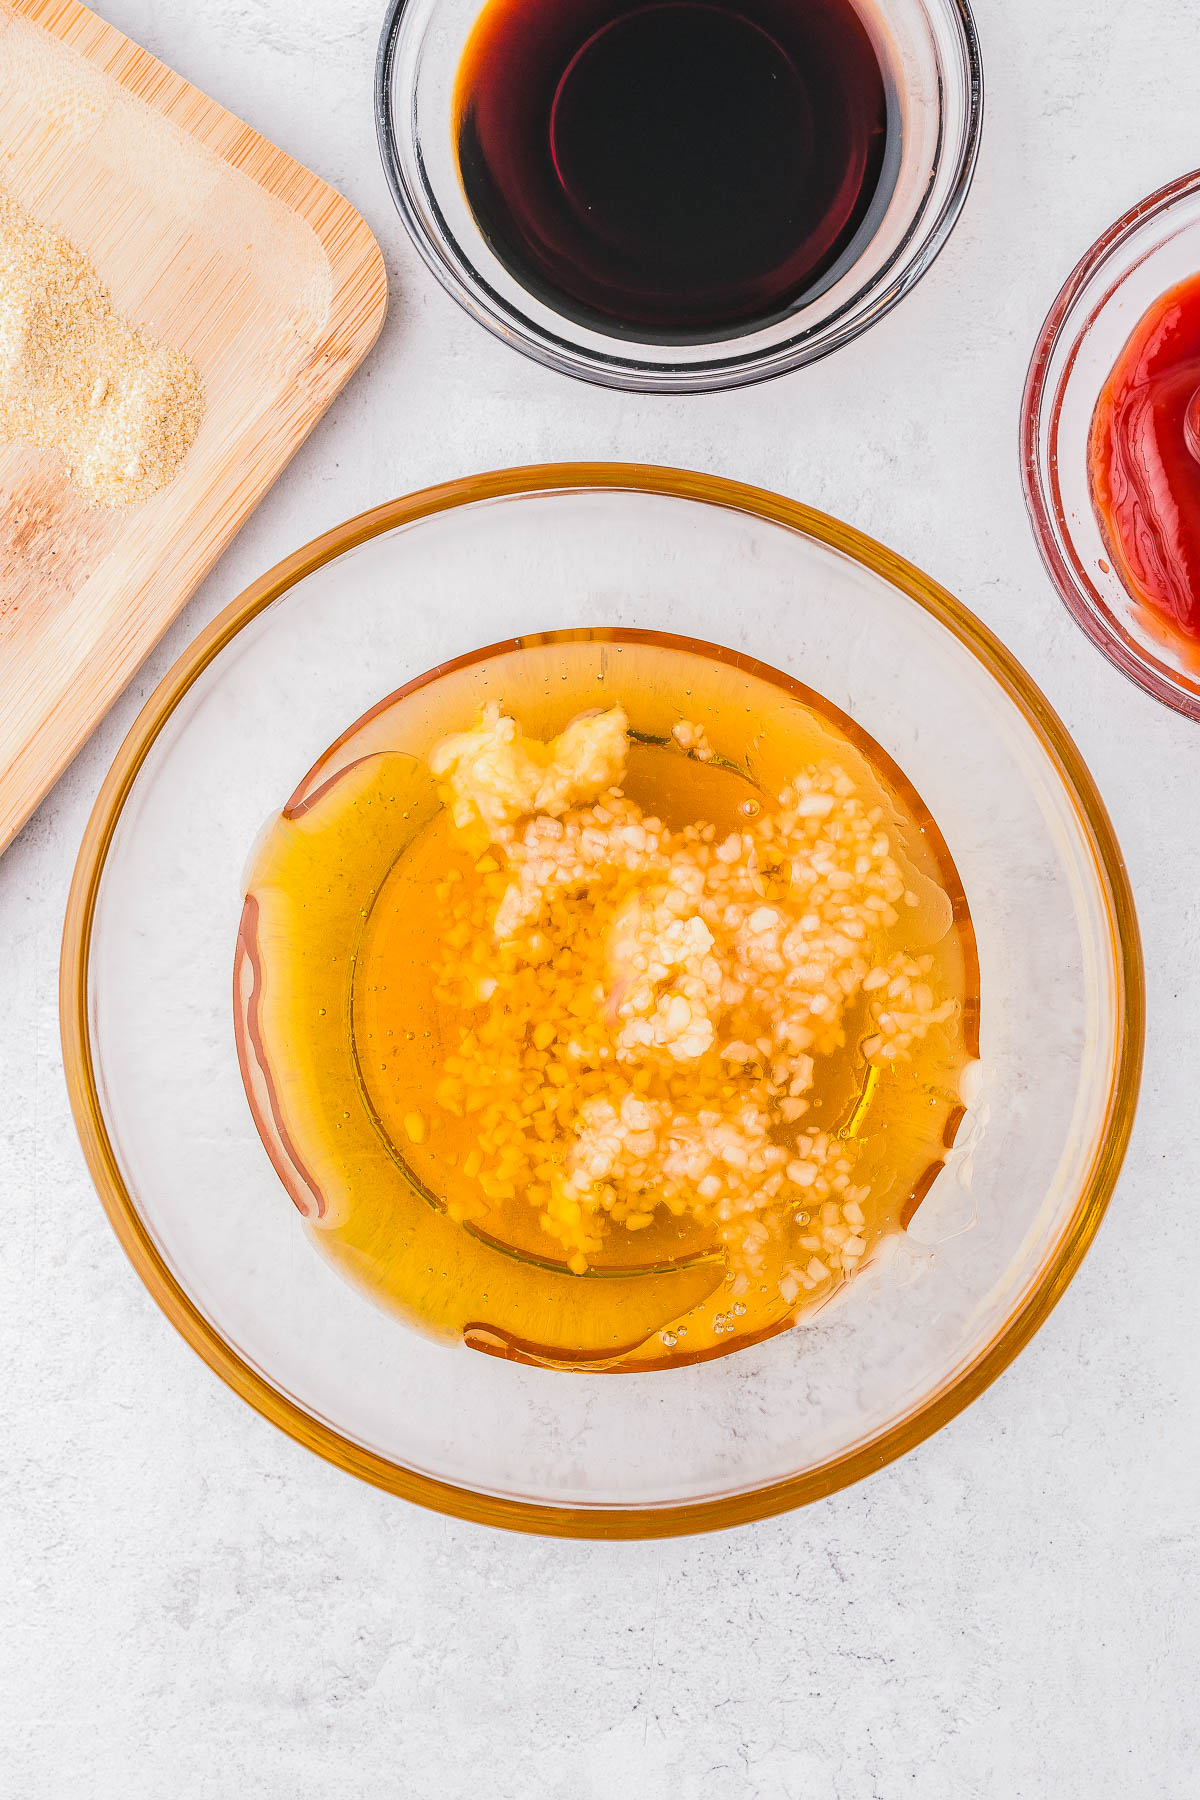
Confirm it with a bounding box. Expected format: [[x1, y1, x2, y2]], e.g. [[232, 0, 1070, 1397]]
[[0, 186, 203, 508]]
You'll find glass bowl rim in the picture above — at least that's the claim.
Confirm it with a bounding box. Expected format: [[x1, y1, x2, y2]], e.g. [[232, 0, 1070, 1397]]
[[373, 0, 985, 393], [60, 462, 1144, 1538], [1020, 165, 1200, 721]]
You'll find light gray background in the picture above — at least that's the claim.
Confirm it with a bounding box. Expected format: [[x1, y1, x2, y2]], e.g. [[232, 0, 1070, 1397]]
[[3, 1, 1198, 1794]]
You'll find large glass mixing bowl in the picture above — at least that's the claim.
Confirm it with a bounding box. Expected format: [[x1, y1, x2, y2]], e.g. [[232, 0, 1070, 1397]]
[[61, 465, 1142, 1536]]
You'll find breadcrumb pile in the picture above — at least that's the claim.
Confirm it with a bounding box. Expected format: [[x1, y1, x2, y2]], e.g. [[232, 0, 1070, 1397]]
[[422, 704, 954, 1297], [0, 187, 203, 507]]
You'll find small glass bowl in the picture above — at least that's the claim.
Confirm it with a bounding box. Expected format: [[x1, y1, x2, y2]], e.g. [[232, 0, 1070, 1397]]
[[375, 0, 983, 392], [61, 466, 1142, 1537], [1022, 168, 1200, 720]]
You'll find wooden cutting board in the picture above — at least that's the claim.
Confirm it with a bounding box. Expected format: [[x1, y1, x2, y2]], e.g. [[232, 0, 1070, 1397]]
[[0, 0, 388, 853]]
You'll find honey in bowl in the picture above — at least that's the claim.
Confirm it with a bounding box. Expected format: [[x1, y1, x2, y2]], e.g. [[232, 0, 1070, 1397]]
[[452, 0, 896, 341], [235, 633, 978, 1372]]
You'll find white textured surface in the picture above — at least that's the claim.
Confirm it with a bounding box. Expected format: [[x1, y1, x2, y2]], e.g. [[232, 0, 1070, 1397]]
[[2, 0, 1199, 1792]]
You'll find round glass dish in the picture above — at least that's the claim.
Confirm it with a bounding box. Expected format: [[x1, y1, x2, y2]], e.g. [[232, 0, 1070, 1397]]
[[62, 465, 1142, 1537], [1022, 168, 1200, 720], [375, 0, 983, 392]]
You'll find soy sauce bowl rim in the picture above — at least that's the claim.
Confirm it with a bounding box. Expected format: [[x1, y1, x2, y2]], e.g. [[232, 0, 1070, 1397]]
[[374, 0, 984, 393], [1020, 165, 1200, 722]]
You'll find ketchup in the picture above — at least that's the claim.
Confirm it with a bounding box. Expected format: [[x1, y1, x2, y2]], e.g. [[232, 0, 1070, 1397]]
[[1089, 271, 1200, 660]]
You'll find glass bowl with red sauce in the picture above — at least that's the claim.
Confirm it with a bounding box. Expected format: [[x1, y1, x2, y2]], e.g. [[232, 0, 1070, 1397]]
[[1022, 168, 1200, 720], [375, 0, 982, 391]]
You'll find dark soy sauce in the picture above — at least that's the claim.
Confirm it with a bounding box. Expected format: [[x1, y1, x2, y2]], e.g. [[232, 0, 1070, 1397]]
[[454, 0, 895, 342]]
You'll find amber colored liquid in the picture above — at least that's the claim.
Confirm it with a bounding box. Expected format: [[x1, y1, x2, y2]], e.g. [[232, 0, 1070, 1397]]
[[235, 638, 978, 1373], [453, 0, 895, 340]]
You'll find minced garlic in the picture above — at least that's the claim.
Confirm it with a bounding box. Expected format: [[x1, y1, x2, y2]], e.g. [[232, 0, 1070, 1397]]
[[426, 705, 956, 1298], [429, 700, 629, 838], [671, 717, 713, 760]]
